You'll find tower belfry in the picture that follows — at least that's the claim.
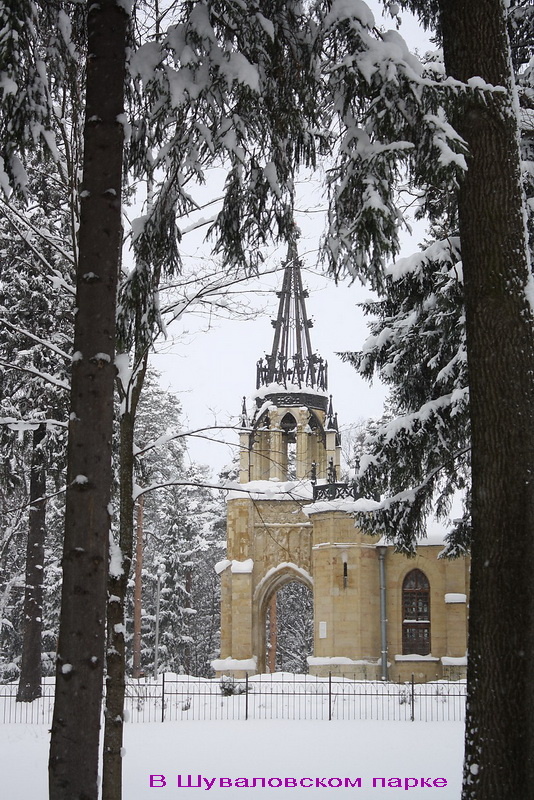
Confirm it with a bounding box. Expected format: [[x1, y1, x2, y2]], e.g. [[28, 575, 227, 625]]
[[239, 242, 340, 484]]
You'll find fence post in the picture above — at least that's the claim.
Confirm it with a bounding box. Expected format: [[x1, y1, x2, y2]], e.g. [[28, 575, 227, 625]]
[[328, 672, 332, 721], [161, 672, 165, 723], [410, 674, 415, 722], [245, 673, 249, 721]]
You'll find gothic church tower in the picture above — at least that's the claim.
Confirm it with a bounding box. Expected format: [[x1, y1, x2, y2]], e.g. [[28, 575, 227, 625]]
[[213, 244, 469, 681]]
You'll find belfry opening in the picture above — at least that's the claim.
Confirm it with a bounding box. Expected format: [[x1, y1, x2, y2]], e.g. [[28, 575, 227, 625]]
[[213, 243, 470, 682]]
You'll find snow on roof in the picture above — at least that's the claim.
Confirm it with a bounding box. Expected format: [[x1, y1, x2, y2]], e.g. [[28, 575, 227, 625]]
[[211, 656, 258, 672], [231, 558, 254, 574], [307, 656, 380, 666], [303, 497, 381, 516], [214, 558, 254, 575], [441, 656, 467, 666], [444, 593, 467, 604], [252, 382, 328, 402], [394, 654, 440, 662], [226, 479, 314, 502]]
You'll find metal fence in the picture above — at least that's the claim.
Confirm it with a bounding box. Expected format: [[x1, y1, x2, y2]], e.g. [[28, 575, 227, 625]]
[[0, 674, 466, 725]]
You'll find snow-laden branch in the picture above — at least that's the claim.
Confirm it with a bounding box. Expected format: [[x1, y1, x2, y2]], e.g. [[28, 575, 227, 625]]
[[133, 477, 313, 502], [159, 262, 283, 322], [374, 446, 471, 512], [0, 361, 69, 390], [5, 485, 67, 514], [0, 319, 71, 360], [134, 424, 244, 457], [0, 417, 67, 430], [0, 196, 76, 273]]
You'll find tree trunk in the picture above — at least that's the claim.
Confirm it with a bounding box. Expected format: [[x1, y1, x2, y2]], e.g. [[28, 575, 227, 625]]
[[102, 407, 134, 800], [48, 2, 128, 798], [132, 495, 144, 678], [17, 423, 46, 702], [438, 1, 534, 796], [102, 356, 147, 800], [183, 563, 193, 673]]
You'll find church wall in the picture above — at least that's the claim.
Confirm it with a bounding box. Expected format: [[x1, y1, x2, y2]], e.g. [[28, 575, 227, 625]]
[[384, 547, 468, 682], [220, 496, 469, 682], [309, 511, 383, 678]]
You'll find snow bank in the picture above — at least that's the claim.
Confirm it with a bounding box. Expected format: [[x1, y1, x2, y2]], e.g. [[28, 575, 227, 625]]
[[0, 717, 465, 799]]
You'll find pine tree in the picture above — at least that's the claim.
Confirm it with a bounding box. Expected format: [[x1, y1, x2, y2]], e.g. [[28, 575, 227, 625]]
[[327, 1, 534, 794], [0, 173, 74, 697], [0, 0, 83, 704], [125, 376, 224, 677], [435, 1, 534, 794], [338, 2, 534, 558], [341, 235, 470, 554], [48, 1, 129, 797], [274, 582, 313, 673]]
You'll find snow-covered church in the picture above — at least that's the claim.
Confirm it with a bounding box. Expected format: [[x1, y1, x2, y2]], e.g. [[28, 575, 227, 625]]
[[213, 246, 469, 682]]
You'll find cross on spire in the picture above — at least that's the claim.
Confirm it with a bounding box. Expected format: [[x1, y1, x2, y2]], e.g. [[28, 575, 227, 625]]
[[256, 240, 328, 392]]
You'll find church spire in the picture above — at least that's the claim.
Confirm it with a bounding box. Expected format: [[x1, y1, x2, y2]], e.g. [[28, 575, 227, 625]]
[[256, 239, 327, 392]]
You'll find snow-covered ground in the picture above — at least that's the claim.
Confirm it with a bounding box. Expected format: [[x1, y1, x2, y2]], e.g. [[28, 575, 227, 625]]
[[0, 672, 465, 797], [1, 719, 463, 798]]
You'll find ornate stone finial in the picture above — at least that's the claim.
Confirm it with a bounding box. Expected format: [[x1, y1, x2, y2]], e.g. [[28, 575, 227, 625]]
[[326, 395, 339, 431], [240, 396, 249, 428]]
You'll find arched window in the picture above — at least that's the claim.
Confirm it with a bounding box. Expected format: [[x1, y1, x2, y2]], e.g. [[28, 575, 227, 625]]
[[280, 413, 297, 479], [402, 569, 431, 655]]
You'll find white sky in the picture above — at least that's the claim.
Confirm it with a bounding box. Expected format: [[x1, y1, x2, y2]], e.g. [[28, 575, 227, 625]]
[[151, 2, 434, 477]]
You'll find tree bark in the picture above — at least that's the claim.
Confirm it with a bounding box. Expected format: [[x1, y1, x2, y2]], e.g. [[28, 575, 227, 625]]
[[132, 495, 144, 679], [438, 0, 534, 796], [102, 356, 147, 800], [17, 423, 46, 702], [48, 2, 128, 798]]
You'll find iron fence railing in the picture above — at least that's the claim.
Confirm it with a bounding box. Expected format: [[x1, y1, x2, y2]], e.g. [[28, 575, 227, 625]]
[[0, 674, 466, 725]]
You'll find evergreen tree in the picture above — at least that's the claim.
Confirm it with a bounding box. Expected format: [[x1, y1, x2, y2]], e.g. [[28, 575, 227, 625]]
[[48, 1, 129, 797], [341, 236, 470, 554], [330, 1, 534, 795], [0, 0, 82, 703], [339, 3, 534, 558], [139, 464, 224, 676], [126, 375, 225, 677], [0, 168, 74, 697]]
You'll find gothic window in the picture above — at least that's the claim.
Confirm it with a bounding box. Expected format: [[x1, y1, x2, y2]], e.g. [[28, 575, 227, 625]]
[[280, 413, 297, 441], [402, 569, 431, 655], [281, 413, 297, 479]]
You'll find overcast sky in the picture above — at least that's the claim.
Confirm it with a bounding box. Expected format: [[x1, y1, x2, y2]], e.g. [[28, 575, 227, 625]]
[[150, 2, 434, 477]]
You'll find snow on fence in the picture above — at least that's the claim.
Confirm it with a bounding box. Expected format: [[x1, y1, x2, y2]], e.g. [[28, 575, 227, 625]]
[[0, 673, 466, 725]]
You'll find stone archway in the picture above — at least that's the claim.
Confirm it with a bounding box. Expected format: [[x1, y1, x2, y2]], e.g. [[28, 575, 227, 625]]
[[253, 565, 313, 674], [267, 581, 314, 673]]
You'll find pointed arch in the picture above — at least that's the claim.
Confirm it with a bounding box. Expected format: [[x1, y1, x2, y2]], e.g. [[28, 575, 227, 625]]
[[253, 564, 313, 673]]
